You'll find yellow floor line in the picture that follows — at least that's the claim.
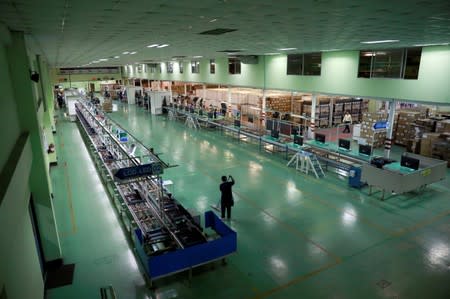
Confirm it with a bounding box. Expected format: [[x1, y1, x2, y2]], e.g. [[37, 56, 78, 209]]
[[393, 209, 450, 237], [249, 260, 341, 299]]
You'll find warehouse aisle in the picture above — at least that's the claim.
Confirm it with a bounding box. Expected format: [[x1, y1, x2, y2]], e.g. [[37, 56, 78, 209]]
[[107, 104, 450, 299], [46, 114, 152, 299]]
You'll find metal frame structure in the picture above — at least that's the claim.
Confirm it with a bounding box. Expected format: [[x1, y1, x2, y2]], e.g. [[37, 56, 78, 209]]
[[76, 99, 237, 286]]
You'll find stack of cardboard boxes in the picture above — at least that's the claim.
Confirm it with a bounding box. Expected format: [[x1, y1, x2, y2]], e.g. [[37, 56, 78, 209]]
[[360, 112, 388, 148], [102, 99, 112, 113], [394, 111, 422, 146]]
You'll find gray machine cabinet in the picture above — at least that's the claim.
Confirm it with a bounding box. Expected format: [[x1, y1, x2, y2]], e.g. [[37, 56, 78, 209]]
[[361, 153, 447, 199]]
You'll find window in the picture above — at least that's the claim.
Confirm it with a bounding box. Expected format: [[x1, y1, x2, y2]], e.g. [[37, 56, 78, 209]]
[[228, 58, 241, 74], [166, 62, 173, 74], [191, 61, 200, 73], [287, 54, 302, 75], [148, 63, 157, 74], [179, 62, 184, 73], [404, 48, 422, 79], [303, 53, 322, 75], [287, 53, 321, 76], [210, 59, 215, 74], [358, 47, 422, 79]]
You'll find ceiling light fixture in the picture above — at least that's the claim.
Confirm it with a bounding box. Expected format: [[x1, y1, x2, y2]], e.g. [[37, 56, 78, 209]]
[[321, 49, 341, 52], [360, 40, 399, 44], [157, 44, 169, 48], [193, 55, 203, 58], [147, 44, 159, 48], [114, 56, 120, 59], [123, 51, 130, 54], [264, 52, 280, 55], [99, 58, 108, 61], [413, 42, 449, 47], [130, 51, 137, 55], [209, 19, 218, 23], [278, 48, 297, 51]]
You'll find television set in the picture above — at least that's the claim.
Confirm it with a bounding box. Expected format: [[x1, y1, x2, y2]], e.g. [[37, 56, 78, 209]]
[[271, 130, 279, 139], [338, 138, 351, 151], [315, 133, 326, 144], [400, 155, 420, 170], [359, 144, 372, 156], [234, 119, 241, 127], [280, 123, 291, 136], [265, 119, 273, 130], [294, 135, 303, 146]]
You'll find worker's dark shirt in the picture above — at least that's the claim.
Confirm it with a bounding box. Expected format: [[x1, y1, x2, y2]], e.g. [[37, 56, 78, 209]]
[[220, 180, 235, 205]]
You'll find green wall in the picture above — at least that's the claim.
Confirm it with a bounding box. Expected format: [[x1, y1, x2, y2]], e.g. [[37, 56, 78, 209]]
[[123, 46, 450, 104], [1, 29, 62, 299]]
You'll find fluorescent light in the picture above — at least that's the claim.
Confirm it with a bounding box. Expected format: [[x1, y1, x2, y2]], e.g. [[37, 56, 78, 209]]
[[147, 44, 158, 48], [278, 48, 297, 51], [413, 42, 449, 46], [209, 18, 217, 23], [157, 44, 169, 48], [321, 49, 341, 52], [193, 55, 203, 58], [122, 51, 129, 54], [360, 40, 399, 44], [264, 52, 280, 55], [114, 56, 120, 59], [130, 51, 137, 55], [99, 58, 108, 61]]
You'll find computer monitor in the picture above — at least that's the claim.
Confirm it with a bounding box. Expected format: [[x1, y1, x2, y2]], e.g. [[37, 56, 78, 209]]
[[207, 112, 213, 118], [338, 138, 351, 151], [189, 107, 194, 113], [199, 109, 203, 116], [294, 135, 303, 146], [185, 106, 189, 112], [401, 155, 420, 170], [271, 130, 279, 139], [359, 144, 372, 156], [291, 126, 299, 136], [234, 119, 241, 127], [315, 133, 326, 144]]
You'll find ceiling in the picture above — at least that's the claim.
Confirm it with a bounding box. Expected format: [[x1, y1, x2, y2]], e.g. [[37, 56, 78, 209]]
[[0, 0, 449, 67]]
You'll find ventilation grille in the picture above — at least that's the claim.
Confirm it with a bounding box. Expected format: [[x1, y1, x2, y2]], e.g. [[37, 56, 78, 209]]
[[199, 28, 237, 35]]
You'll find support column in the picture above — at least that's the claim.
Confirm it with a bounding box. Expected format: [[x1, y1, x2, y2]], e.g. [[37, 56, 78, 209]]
[[184, 83, 187, 95], [169, 81, 172, 102], [310, 94, 317, 139], [384, 100, 397, 158], [6, 31, 62, 260], [261, 89, 267, 126], [226, 86, 232, 117]]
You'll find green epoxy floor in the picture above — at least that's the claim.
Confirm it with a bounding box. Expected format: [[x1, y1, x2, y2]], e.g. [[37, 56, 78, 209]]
[[48, 105, 450, 299]]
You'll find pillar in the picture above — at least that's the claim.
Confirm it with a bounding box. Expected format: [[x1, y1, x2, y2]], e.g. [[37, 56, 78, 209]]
[[310, 94, 317, 138], [261, 89, 267, 127], [384, 100, 397, 158]]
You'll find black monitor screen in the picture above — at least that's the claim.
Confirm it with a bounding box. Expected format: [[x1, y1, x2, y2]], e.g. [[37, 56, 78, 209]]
[[294, 135, 303, 146], [266, 119, 273, 130], [271, 130, 279, 139], [359, 144, 372, 156], [207, 112, 213, 118], [185, 106, 189, 112], [401, 155, 420, 170], [280, 123, 291, 136], [248, 115, 254, 123], [234, 119, 241, 127], [189, 107, 194, 113], [199, 109, 203, 116], [315, 133, 326, 144], [338, 138, 351, 150], [291, 126, 299, 136]]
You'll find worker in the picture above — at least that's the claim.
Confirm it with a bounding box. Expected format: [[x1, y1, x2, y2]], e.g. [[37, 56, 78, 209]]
[[343, 111, 352, 133], [220, 175, 235, 220]]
